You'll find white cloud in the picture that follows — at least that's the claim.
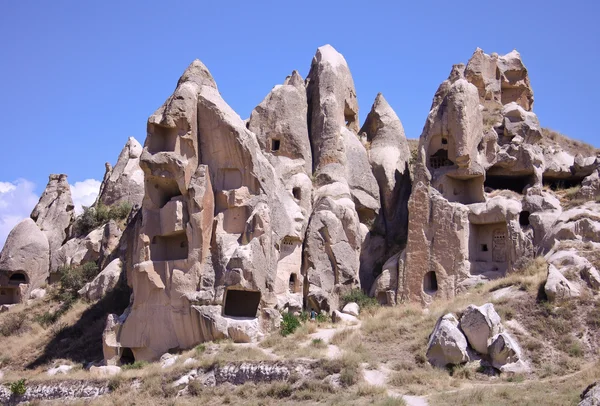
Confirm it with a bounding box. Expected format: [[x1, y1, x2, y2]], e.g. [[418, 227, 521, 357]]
[[0, 179, 39, 249], [70, 179, 101, 215]]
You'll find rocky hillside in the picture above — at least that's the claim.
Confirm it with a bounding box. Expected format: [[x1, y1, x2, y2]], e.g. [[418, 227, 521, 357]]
[[0, 45, 599, 405]]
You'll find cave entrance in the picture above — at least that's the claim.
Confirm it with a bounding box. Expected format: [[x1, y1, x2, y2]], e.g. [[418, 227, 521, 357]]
[[542, 176, 585, 191], [9, 272, 27, 285], [289, 274, 298, 293], [223, 289, 261, 318], [120, 347, 135, 365], [423, 271, 438, 295], [519, 211, 531, 226], [484, 173, 532, 194]]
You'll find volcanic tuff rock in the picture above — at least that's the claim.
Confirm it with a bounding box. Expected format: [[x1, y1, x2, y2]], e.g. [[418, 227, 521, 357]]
[[0, 218, 50, 303], [96, 137, 145, 208], [30, 174, 75, 261], [1, 44, 599, 367]]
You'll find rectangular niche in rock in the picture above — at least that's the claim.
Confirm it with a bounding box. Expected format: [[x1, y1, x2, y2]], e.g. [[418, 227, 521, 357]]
[[147, 124, 178, 154], [223, 289, 261, 318], [469, 222, 509, 275], [149, 231, 188, 261]]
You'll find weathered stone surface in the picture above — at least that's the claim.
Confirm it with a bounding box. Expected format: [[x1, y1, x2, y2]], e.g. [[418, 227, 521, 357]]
[[30, 174, 75, 263], [97, 137, 145, 208], [78, 258, 122, 301], [53, 223, 106, 272], [459, 303, 503, 355], [0, 218, 50, 303], [332, 310, 359, 325], [341, 302, 359, 317], [47, 365, 73, 376], [545, 264, 581, 302], [369, 251, 402, 305], [361, 93, 411, 243], [303, 45, 375, 312], [465, 48, 534, 112], [89, 365, 121, 377], [579, 382, 600, 406], [488, 332, 522, 370], [426, 314, 470, 367]]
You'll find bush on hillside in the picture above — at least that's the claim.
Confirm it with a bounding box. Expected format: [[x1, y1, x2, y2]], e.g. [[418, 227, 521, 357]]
[[341, 289, 378, 310], [74, 202, 132, 235]]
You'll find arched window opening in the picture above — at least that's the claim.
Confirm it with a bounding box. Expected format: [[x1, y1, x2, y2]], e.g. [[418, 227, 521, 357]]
[[289, 274, 297, 292], [423, 271, 438, 295], [9, 273, 27, 285]]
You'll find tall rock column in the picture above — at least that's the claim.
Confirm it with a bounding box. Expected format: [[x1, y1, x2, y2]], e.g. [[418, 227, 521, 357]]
[[30, 174, 75, 266], [303, 45, 380, 312]]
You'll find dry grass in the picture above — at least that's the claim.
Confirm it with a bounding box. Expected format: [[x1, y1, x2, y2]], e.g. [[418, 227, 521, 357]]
[[541, 128, 599, 157], [431, 361, 600, 406]]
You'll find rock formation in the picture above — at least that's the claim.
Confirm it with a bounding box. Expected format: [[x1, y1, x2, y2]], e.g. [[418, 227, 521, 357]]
[[30, 174, 75, 263], [0, 44, 598, 366], [96, 137, 144, 208], [395, 48, 598, 305], [0, 218, 50, 304]]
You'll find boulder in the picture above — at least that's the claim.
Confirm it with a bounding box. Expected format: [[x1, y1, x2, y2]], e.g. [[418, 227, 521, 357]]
[[488, 332, 522, 370], [89, 365, 121, 377], [459, 303, 503, 355], [0, 218, 50, 302], [29, 288, 46, 300], [96, 137, 145, 208], [78, 258, 122, 301], [160, 353, 178, 369], [47, 365, 74, 376], [426, 314, 470, 367], [332, 310, 359, 325], [545, 264, 581, 302], [341, 302, 359, 317], [580, 382, 600, 406]]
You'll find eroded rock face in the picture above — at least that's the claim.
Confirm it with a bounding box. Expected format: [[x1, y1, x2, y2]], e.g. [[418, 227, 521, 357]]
[[30, 174, 75, 262], [114, 55, 313, 361], [579, 382, 600, 406], [78, 258, 122, 301], [303, 45, 379, 312], [399, 49, 557, 304], [96, 137, 145, 208], [92, 45, 599, 363], [0, 218, 50, 303]]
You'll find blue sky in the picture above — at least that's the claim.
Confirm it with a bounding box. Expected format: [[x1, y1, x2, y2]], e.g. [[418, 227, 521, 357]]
[[0, 1, 598, 245]]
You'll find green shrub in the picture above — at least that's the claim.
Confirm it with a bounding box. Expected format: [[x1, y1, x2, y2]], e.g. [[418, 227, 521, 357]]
[[0, 313, 28, 337], [74, 202, 132, 235], [316, 312, 331, 323], [9, 379, 26, 396], [281, 313, 301, 336], [56, 262, 99, 302], [311, 338, 327, 349], [195, 343, 206, 354], [121, 360, 148, 370], [341, 289, 378, 310]]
